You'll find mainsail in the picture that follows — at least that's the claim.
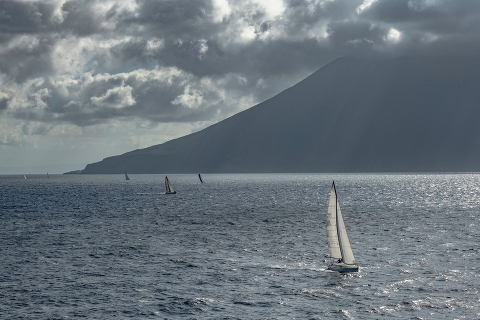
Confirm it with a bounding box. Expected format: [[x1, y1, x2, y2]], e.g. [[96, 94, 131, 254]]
[[327, 181, 356, 265], [327, 182, 341, 258], [198, 174, 203, 183], [165, 176, 176, 194], [125, 172, 130, 180]]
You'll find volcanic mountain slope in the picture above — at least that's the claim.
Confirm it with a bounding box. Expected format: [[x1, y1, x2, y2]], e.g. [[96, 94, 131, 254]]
[[82, 56, 480, 173]]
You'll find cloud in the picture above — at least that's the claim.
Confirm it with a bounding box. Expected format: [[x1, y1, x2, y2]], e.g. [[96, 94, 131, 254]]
[[3, 65, 247, 126], [0, 0, 479, 143], [0, 117, 48, 146], [0, 1, 57, 36], [356, 0, 480, 54], [0, 91, 10, 110]]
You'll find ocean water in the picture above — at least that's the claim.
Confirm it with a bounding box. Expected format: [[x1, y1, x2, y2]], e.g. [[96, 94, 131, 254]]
[[1, 173, 479, 319]]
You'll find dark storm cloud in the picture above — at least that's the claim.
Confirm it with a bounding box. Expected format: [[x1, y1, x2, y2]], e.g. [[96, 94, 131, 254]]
[[0, 1, 56, 36], [0, 0, 112, 37], [130, 0, 215, 36], [100, 0, 336, 77], [283, 0, 356, 29], [60, 0, 106, 36], [1, 0, 480, 129], [0, 34, 56, 82], [363, 0, 480, 24], [356, 0, 480, 56], [327, 20, 387, 48], [0, 95, 9, 110]]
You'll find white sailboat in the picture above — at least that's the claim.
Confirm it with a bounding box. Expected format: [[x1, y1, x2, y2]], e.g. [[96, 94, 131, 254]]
[[326, 181, 359, 273], [165, 176, 176, 194], [198, 173, 203, 183], [24, 175, 26, 179], [125, 172, 130, 180]]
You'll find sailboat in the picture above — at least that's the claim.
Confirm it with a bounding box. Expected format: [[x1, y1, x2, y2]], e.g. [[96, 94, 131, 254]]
[[24, 175, 26, 179], [47, 172, 49, 178], [165, 176, 176, 194], [198, 173, 203, 183], [125, 172, 130, 180], [326, 181, 359, 273]]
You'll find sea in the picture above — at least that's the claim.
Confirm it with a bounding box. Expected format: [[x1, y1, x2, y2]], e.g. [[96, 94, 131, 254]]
[[1, 173, 479, 319]]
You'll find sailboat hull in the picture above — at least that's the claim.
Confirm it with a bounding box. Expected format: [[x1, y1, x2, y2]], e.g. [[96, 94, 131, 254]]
[[165, 191, 177, 194], [327, 262, 359, 273]]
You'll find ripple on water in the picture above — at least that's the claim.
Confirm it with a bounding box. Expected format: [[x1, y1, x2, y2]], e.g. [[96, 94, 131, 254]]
[[1, 173, 480, 318]]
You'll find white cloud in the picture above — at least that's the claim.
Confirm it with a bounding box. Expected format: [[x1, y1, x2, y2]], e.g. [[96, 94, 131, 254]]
[[197, 39, 209, 60], [172, 86, 204, 109], [254, 0, 285, 20], [146, 38, 164, 51], [357, 0, 379, 14], [240, 25, 257, 41], [212, 0, 232, 23], [91, 84, 136, 109], [386, 28, 401, 43], [1, 35, 40, 53]]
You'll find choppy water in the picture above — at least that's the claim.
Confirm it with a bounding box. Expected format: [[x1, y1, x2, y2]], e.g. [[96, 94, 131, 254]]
[[1, 174, 479, 319]]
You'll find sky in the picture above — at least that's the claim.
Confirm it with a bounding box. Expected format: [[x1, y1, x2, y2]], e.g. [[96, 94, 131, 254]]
[[1, 0, 480, 173]]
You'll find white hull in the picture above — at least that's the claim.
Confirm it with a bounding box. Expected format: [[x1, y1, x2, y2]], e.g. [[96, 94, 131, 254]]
[[327, 262, 359, 273]]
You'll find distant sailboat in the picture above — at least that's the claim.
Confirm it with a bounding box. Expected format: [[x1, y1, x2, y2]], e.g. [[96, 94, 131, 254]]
[[165, 176, 176, 194], [125, 172, 130, 180], [47, 172, 49, 178], [326, 181, 359, 273], [198, 173, 203, 183], [24, 175, 26, 179]]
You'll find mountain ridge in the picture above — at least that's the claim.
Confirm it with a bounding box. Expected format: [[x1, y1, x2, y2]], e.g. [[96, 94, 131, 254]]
[[81, 56, 480, 173]]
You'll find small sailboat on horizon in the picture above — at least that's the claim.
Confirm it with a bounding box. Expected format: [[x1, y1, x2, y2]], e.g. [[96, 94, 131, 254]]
[[24, 175, 26, 179], [165, 176, 176, 194], [326, 181, 359, 273], [198, 173, 203, 183], [125, 172, 130, 180]]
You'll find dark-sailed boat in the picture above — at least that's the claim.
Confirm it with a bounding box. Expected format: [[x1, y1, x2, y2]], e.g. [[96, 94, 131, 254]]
[[125, 172, 130, 180], [165, 176, 177, 194], [326, 181, 359, 273], [198, 174, 203, 183]]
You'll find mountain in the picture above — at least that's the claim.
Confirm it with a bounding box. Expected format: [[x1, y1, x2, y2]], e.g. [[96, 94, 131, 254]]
[[82, 56, 480, 173]]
